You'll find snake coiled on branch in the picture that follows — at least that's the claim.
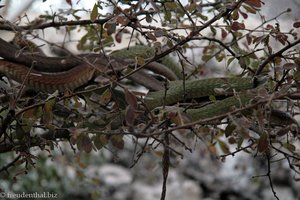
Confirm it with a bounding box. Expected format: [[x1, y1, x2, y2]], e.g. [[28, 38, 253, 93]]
[[0, 41, 291, 124]]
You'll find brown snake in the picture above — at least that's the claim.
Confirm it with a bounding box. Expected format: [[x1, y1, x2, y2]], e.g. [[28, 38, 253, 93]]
[[0, 38, 180, 92], [0, 60, 95, 92], [0, 59, 171, 92]]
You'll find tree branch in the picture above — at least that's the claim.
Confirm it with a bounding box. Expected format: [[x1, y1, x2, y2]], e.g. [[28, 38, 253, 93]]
[[0, 155, 21, 174], [0, 129, 70, 153], [0, 18, 109, 31], [119, 8, 232, 81], [255, 39, 300, 76]]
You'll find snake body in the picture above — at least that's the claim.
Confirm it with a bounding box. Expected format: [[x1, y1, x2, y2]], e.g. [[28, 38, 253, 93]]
[[144, 77, 257, 110], [110, 47, 263, 119], [0, 60, 95, 92], [183, 94, 253, 121], [0, 43, 263, 122], [110, 45, 183, 79], [0, 44, 182, 92]]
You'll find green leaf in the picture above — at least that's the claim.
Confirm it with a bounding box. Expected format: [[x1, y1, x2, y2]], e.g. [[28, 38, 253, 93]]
[[42, 112, 53, 125], [16, 122, 26, 140], [111, 89, 127, 109], [44, 98, 56, 112], [227, 57, 235, 67], [239, 57, 247, 69], [146, 14, 152, 23], [196, 12, 208, 21], [42, 98, 55, 124], [166, 39, 174, 48], [210, 26, 217, 36], [146, 33, 157, 41], [164, 11, 171, 22], [20, 118, 34, 133], [202, 54, 212, 62], [216, 53, 224, 62], [283, 143, 296, 152], [293, 70, 300, 81], [209, 95, 216, 102], [242, 5, 257, 14], [90, 3, 98, 22], [100, 89, 112, 105], [231, 9, 239, 20], [251, 60, 260, 69], [218, 140, 230, 154], [225, 123, 236, 137], [165, 2, 177, 9], [154, 29, 164, 37]]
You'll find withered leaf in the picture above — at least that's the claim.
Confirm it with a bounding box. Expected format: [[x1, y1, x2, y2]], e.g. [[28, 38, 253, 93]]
[[77, 135, 93, 153], [245, 0, 262, 8], [293, 21, 300, 28], [257, 132, 269, 153], [110, 135, 124, 149], [125, 105, 136, 126], [231, 22, 245, 32], [124, 89, 138, 110], [93, 134, 109, 150]]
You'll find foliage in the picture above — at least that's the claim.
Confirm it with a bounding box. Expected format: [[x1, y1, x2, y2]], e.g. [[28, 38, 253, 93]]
[[0, 0, 300, 199]]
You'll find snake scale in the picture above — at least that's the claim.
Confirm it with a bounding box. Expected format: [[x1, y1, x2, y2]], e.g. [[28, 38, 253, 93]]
[[0, 44, 263, 122], [144, 77, 257, 110], [0, 61, 95, 92]]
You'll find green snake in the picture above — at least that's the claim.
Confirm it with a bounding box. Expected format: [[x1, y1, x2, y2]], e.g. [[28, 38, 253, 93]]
[[111, 46, 268, 122], [144, 77, 258, 110], [0, 44, 268, 122], [110, 45, 183, 79]]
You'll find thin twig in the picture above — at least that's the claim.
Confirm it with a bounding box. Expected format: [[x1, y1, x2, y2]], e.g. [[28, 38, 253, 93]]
[[0, 155, 21, 174], [255, 39, 300, 76], [266, 155, 280, 200], [160, 132, 170, 200]]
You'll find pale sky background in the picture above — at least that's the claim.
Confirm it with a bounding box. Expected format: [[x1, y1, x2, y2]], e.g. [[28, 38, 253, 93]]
[[2, 0, 95, 20], [0, 0, 299, 54], [4, 0, 298, 21]]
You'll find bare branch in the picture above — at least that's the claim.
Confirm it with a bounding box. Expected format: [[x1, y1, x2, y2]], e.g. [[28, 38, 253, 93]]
[[255, 39, 300, 76]]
